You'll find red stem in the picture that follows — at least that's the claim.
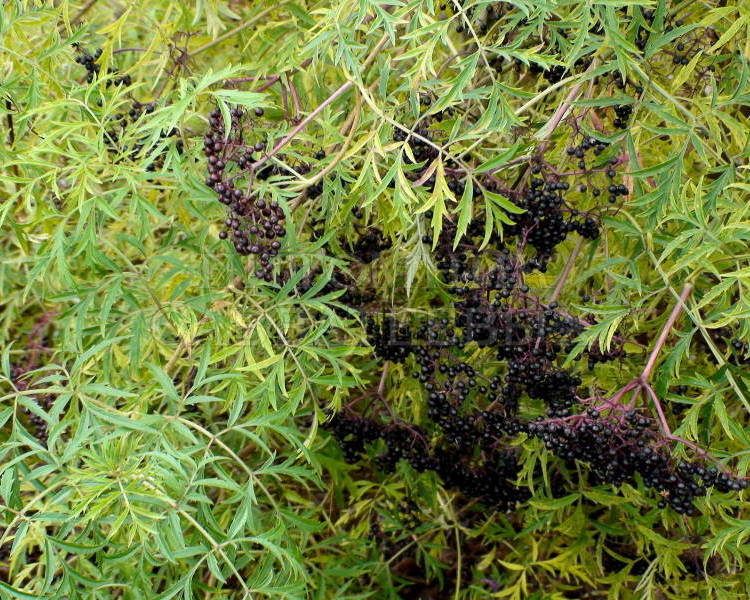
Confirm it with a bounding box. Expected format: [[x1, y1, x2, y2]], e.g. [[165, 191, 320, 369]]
[[251, 80, 354, 171], [641, 283, 693, 382]]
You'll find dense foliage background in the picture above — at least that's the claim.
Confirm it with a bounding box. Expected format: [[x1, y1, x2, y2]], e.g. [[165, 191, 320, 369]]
[[2, 0, 750, 598]]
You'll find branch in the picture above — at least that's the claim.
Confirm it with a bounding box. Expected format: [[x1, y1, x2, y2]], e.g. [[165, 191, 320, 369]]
[[642, 382, 736, 475], [641, 283, 693, 382], [549, 237, 583, 303], [536, 59, 600, 152], [190, 3, 289, 57], [251, 34, 388, 172], [112, 47, 153, 55], [58, 0, 98, 30], [378, 362, 390, 398], [251, 81, 354, 171]]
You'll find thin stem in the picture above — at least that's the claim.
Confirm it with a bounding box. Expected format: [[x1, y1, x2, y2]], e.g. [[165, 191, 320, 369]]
[[537, 59, 600, 150], [453, 527, 462, 600], [549, 237, 583, 303], [59, 0, 98, 29], [642, 382, 671, 436], [642, 383, 737, 475], [251, 34, 388, 172], [279, 82, 290, 120], [190, 3, 289, 57], [255, 77, 282, 93], [288, 77, 302, 121], [607, 379, 641, 408], [641, 283, 693, 382], [112, 47, 152, 55], [226, 57, 313, 92], [378, 362, 390, 398], [487, 154, 532, 176], [289, 91, 362, 204], [251, 80, 354, 171], [436, 52, 461, 77], [223, 75, 275, 84]]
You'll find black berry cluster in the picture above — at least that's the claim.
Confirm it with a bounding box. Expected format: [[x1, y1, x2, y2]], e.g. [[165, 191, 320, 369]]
[[527, 410, 747, 516], [529, 57, 592, 85], [365, 315, 413, 363], [348, 227, 392, 264], [586, 341, 627, 370], [327, 229, 745, 514], [612, 104, 633, 129], [326, 409, 529, 511], [394, 127, 439, 165], [73, 49, 182, 171], [73, 45, 132, 86], [204, 107, 287, 279]]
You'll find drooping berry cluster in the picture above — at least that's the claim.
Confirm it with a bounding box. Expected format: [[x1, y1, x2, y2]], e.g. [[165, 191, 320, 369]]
[[204, 107, 287, 279], [528, 409, 747, 516], [586, 341, 626, 370], [326, 409, 529, 511], [365, 316, 413, 363]]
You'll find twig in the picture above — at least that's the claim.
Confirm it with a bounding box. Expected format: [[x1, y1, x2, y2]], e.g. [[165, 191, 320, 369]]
[[251, 81, 354, 171], [279, 82, 290, 120], [225, 57, 314, 92], [642, 383, 734, 474], [59, 0, 98, 30], [641, 283, 693, 382], [436, 52, 461, 77], [190, 4, 289, 57], [487, 154, 532, 176], [112, 47, 152, 55], [251, 34, 388, 172], [288, 77, 302, 122], [642, 382, 672, 436], [549, 237, 583, 303], [223, 75, 274, 85], [289, 91, 362, 207], [536, 59, 600, 151], [377, 362, 390, 398], [453, 527, 462, 600]]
